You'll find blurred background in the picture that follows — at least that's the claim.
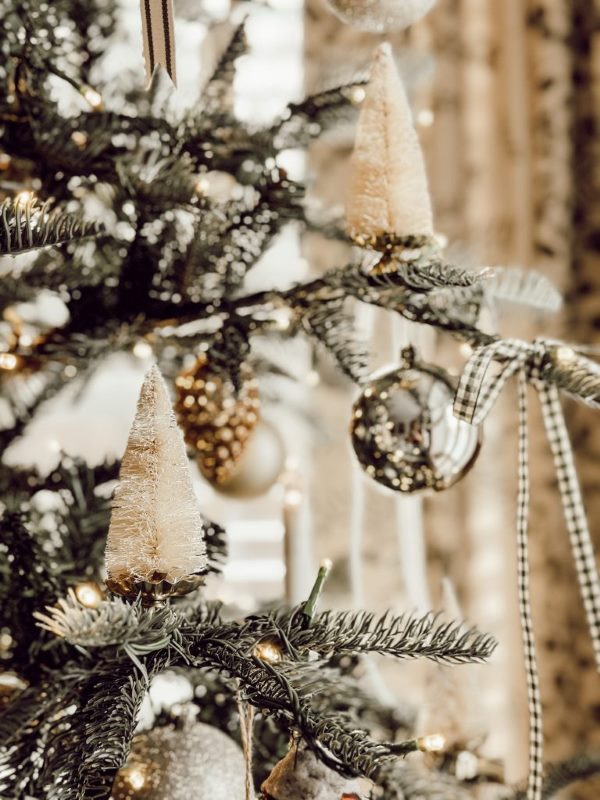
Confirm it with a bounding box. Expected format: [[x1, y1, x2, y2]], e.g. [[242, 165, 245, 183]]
[[4, 0, 599, 794]]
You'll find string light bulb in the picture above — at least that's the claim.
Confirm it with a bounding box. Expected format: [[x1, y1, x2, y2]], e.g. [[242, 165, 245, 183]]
[[14, 190, 34, 206], [132, 340, 153, 360], [417, 108, 434, 127], [70, 131, 88, 149], [555, 345, 576, 365], [0, 352, 18, 371], [349, 86, 366, 106], [253, 636, 284, 664], [121, 763, 149, 792], [82, 86, 103, 110], [74, 581, 103, 609], [195, 175, 210, 196], [417, 733, 447, 753]]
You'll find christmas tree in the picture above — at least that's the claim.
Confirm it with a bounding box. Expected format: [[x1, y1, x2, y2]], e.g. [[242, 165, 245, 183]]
[[0, 1, 599, 799]]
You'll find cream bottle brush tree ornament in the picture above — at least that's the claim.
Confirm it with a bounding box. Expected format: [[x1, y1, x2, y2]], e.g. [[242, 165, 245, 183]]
[[346, 43, 435, 252], [105, 365, 207, 603]]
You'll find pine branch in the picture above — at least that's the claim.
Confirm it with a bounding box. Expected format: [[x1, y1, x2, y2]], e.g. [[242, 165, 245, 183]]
[[34, 594, 182, 654], [272, 80, 365, 149], [31, 660, 160, 800], [296, 298, 369, 384], [179, 634, 417, 780], [483, 266, 563, 313], [200, 22, 248, 116], [0, 511, 61, 673], [284, 609, 497, 664], [0, 198, 103, 254]]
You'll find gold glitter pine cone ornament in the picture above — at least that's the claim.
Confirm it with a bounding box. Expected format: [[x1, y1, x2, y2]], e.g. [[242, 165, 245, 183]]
[[175, 355, 286, 498], [112, 721, 247, 800], [350, 347, 481, 494], [175, 355, 260, 486]]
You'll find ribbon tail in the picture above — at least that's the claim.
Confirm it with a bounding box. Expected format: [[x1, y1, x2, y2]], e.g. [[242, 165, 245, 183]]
[[141, 0, 177, 87], [517, 372, 544, 800], [538, 382, 600, 671]]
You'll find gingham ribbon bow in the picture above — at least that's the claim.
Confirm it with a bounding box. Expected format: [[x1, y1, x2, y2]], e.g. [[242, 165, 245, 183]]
[[454, 337, 600, 800], [140, 0, 177, 87]]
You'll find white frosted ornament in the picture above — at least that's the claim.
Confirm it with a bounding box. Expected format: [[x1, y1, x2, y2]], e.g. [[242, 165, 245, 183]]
[[214, 419, 286, 499], [112, 722, 247, 800], [326, 0, 436, 32], [346, 43, 434, 245], [105, 365, 207, 601]]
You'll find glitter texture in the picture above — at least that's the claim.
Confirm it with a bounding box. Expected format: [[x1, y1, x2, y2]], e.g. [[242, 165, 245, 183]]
[[351, 355, 481, 494], [112, 722, 246, 799]]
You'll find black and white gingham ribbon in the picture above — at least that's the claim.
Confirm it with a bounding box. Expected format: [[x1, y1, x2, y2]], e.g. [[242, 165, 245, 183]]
[[454, 337, 600, 800], [140, 0, 177, 87]]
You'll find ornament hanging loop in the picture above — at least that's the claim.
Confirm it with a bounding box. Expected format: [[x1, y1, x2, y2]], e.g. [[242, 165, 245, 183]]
[[399, 345, 416, 369]]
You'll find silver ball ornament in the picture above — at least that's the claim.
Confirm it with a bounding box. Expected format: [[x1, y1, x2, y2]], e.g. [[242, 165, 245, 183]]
[[324, 0, 436, 33], [350, 349, 481, 494], [215, 419, 286, 499], [112, 722, 247, 800]]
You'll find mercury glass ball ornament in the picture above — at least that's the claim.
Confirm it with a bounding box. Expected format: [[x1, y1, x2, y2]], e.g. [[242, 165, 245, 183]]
[[214, 419, 286, 499], [324, 0, 436, 33], [111, 722, 246, 800], [350, 348, 481, 494]]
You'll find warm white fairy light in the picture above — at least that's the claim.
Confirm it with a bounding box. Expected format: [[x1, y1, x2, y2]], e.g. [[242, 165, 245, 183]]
[[253, 637, 284, 664], [70, 131, 88, 149], [417, 109, 435, 127], [82, 86, 103, 109], [555, 345, 575, 364], [349, 86, 366, 106], [0, 352, 18, 370], [417, 733, 447, 753], [14, 190, 34, 206], [195, 175, 211, 196], [74, 581, 103, 609], [132, 340, 153, 360], [284, 487, 303, 507], [123, 764, 148, 790]]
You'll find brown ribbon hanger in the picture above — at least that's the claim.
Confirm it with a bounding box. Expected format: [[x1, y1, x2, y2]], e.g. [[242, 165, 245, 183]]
[[140, 0, 177, 87]]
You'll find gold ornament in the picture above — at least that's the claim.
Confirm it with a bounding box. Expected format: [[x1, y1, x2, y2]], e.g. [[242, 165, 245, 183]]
[[350, 348, 481, 494], [112, 722, 247, 800], [0, 672, 28, 711], [325, 0, 436, 33], [175, 355, 260, 487], [261, 744, 360, 800]]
